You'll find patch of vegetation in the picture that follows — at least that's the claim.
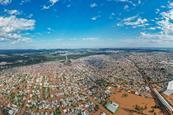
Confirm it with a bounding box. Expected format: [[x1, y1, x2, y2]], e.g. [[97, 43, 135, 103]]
[[122, 93, 128, 97]]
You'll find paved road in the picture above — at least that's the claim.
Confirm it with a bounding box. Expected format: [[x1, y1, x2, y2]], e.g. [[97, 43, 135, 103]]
[[127, 58, 171, 115]]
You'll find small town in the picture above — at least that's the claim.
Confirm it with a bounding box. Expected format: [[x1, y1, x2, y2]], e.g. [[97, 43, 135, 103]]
[[0, 51, 173, 115], [0, 0, 173, 114]]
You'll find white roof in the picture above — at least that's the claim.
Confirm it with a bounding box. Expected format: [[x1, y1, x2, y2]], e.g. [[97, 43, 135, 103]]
[[167, 80, 173, 90], [9, 110, 14, 115], [164, 90, 173, 96], [105, 102, 119, 113]]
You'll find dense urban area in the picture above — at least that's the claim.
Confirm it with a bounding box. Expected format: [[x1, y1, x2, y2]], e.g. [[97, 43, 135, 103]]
[[0, 48, 173, 115]]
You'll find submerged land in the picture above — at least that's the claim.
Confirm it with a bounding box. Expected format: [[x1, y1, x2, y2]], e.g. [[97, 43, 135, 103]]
[[0, 48, 173, 115]]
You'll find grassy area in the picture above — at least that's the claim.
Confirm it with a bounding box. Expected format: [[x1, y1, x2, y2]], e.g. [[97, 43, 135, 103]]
[[0, 52, 107, 71]]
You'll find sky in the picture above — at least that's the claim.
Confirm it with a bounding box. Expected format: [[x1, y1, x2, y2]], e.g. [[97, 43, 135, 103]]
[[0, 0, 173, 49]]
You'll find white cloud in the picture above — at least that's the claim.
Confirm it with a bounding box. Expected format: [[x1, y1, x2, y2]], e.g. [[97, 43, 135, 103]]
[[158, 19, 173, 34], [50, 0, 58, 4], [91, 17, 97, 21], [90, 3, 97, 8], [161, 5, 166, 8], [0, 16, 35, 42], [124, 5, 129, 10], [66, 4, 71, 8], [82, 37, 98, 41], [116, 0, 136, 7], [43, 0, 59, 10], [148, 27, 160, 30], [138, 0, 141, 4], [168, 2, 173, 8], [47, 27, 53, 34], [117, 0, 128, 2], [155, 9, 160, 14], [0, 0, 11, 5], [4, 9, 21, 16], [43, 6, 50, 10], [91, 15, 100, 21], [47, 27, 52, 31], [0, 16, 35, 32], [120, 16, 148, 28], [140, 2, 173, 42], [109, 12, 116, 20], [27, 13, 33, 18], [140, 32, 173, 42], [161, 9, 173, 20], [19, 0, 30, 5], [111, 12, 115, 16]]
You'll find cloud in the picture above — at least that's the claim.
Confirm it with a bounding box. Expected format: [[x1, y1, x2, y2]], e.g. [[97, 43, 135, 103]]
[[124, 5, 129, 10], [0, 0, 11, 5], [0, 16, 35, 32], [43, 0, 59, 10], [116, 0, 132, 4], [27, 13, 33, 18], [4, 9, 21, 16], [140, 2, 173, 42], [47, 27, 53, 34], [109, 12, 116, 20], [161, 9, 173, 20], [91, 15, 101, 21], [19, 0, 30, 5], [115, 0, 137, 7], [82, 37, 98, 41], [91, 17, 97, 21], [120, 16, 148, 28], [140, 32, 173, 41], [90, 3, 97, 8], [155, 9, 160, 14], [0, 16, 35, 42], [116, 0, 128, 2], [66, 4, 71, 8], [168, 2, 173, 8]]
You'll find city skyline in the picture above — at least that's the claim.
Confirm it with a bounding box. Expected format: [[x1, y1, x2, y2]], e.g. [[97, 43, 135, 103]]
[[0, 0, 173, 49]]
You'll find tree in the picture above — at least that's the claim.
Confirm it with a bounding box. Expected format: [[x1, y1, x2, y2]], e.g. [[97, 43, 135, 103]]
[[95, 104, 99, 111], [54, 108, 61, 115]]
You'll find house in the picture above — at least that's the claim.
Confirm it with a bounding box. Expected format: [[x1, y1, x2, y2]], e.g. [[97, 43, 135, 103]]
[[164, 80, 173, 96], [105, 102, 119, 113]]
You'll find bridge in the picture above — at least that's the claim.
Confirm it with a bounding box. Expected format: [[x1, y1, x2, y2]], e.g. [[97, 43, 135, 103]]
[[152, 88, 173, 115], [127, 58, 173, 115]]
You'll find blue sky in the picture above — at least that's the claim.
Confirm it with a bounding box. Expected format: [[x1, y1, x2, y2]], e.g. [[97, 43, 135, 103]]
[[0, 0, 173, 49]]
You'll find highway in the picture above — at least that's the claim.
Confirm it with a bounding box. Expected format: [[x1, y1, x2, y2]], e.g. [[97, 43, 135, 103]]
[[153, 88, 173, 115], [128, 58, 173, 115]]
